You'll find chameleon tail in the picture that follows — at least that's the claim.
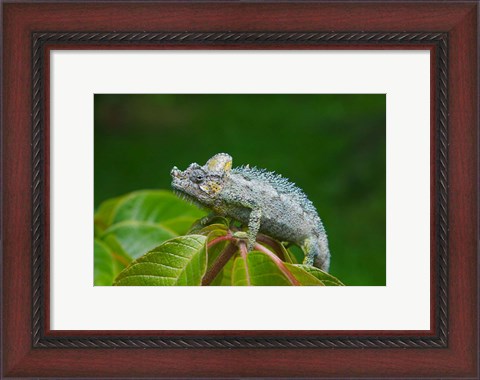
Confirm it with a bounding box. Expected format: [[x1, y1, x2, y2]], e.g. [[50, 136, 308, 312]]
[[302, 234, 331, 272]]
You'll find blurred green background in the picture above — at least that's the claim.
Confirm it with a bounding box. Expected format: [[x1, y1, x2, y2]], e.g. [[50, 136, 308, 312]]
[[94, 94, 386, 286]]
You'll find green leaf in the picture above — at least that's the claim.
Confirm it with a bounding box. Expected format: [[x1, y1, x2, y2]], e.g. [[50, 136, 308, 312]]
[[230, 251, 325, 286], [205, 229, 229, 265], [114, 235, 208, 286], [231, 256, 249, 286], [94, 195, 125, 234], [188, 217, 230, 234], [232, 251, 293, 286], [284, 247, 299, 264], [162, 216, 200, 235], [196, 223, 229, 236], [294, 264, 345, 286], [102, 220, 176, 259], [284, 263, 325, 285], [287, 244, 305, 264], [94, 239, 120, 286], [111, 190, 205, 227]]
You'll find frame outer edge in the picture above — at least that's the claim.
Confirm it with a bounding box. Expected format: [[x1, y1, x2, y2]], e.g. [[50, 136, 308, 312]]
[[31, 31, 448, 349]]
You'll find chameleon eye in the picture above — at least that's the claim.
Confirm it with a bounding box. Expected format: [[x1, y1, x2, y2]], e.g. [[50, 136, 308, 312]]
[[191, 170, 205, 184]]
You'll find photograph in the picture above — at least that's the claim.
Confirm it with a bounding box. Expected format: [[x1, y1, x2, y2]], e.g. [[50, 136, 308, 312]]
[[94, 94, 386, 286]]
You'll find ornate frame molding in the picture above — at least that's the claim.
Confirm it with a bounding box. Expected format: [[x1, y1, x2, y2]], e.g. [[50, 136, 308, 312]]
[[31, 31, 448, 349]]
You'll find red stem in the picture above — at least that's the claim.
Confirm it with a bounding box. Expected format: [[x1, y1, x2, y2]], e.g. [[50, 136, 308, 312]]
[[207, 234, 232, 248], [238, 241, 251, 286], [254, 243, 300, 286], [256, 234, 286, 261], [204, 229, 296, 286], [202, 242, 238, 286]]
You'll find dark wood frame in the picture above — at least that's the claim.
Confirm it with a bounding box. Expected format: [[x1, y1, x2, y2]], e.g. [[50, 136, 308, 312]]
[[2, 1, 478, 378]]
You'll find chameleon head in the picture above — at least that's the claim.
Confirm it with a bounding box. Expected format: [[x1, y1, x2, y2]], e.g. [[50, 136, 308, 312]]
[[171, 153, 232, 207]]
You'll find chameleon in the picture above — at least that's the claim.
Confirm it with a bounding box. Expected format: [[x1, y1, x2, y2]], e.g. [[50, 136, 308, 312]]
[[170, 153, 331, 271]]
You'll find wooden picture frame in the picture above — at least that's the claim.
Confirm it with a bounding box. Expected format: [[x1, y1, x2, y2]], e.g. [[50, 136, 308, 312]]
[[2, 1, 478, 378]]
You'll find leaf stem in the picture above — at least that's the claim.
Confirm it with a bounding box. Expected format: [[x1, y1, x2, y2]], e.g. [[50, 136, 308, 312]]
[[256, 234, 286, 261], [238, 241, 251, 286], [202, 242, 238, 286], [207, 234, 232, 248], [254, 243, 300, 286]]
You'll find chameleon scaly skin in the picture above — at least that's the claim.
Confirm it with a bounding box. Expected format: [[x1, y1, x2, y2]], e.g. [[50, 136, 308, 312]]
[[171, 153, 331, 271]]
